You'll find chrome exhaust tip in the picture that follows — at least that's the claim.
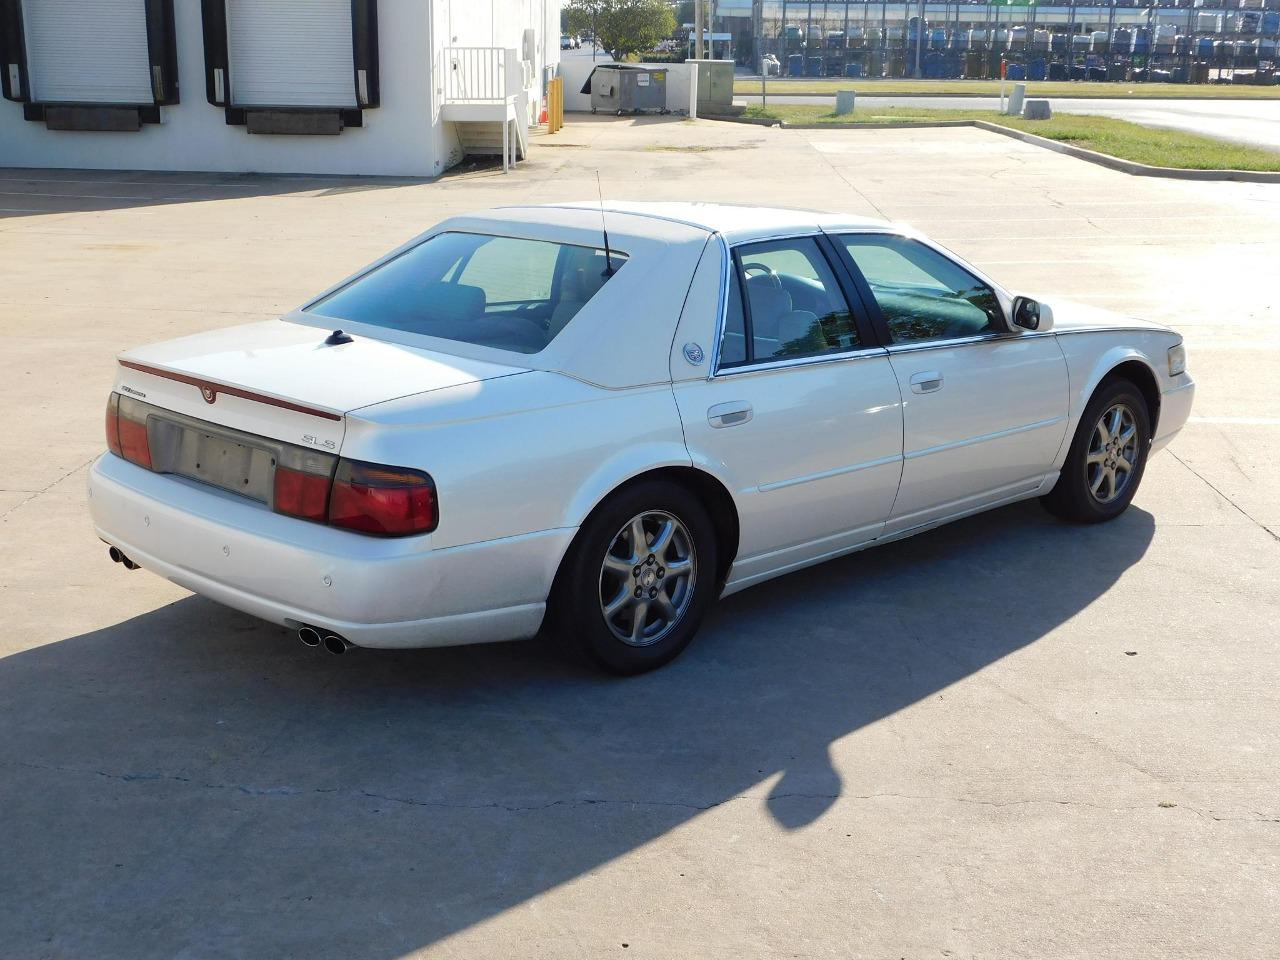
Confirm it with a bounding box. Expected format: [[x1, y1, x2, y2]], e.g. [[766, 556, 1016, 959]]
[[322, 633, 352, 656], [107, 546, 139, 570], [297, 626, 322, 648]]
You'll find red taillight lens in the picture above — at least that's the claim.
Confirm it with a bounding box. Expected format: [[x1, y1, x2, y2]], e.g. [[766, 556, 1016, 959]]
[[328, 459, 438, 536], [272, 447, 336, 522], [105, 393, 122, 456], [116, 395, 152, 469]]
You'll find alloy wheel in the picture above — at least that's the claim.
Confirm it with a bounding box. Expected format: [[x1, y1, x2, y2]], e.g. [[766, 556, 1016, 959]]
[[1086, 402, 1139, 504], [598, 510, 697, 647]]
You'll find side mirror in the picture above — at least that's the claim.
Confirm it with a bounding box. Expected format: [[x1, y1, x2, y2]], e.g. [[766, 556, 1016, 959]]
[[1011, 296, 1051, 332]]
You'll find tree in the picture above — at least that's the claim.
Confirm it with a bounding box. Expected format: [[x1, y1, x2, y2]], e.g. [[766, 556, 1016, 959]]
[[564, 0, 678, 61]]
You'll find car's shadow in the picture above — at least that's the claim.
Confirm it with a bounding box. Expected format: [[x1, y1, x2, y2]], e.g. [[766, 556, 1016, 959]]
[[0, 502, 1154, 958]]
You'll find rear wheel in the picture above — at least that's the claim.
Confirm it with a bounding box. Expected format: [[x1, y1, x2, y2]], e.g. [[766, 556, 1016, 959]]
[[548, 480, 719, 674], [1042, 377, 1151, 523]]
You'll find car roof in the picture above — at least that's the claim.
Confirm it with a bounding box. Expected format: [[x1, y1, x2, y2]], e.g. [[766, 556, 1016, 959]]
[[496, 201, 892, 245]]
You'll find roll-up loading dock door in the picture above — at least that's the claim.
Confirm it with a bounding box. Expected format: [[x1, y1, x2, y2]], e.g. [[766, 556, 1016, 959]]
[[2, 0, 177, 129], [227, 0, 355, 108], [203, 0, 378, 134], [21, 0, 153, 104]]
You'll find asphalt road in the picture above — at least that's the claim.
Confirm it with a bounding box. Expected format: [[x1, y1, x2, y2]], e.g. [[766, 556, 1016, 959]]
[[738, 93, 1280, 150]]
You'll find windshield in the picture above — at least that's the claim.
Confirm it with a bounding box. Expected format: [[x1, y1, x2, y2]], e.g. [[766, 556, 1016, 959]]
[[307, 232, 626, 354]]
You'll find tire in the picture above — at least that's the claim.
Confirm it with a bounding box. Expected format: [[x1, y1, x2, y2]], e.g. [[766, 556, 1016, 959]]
[[547, 480, 719, 675], [1041, 377, 1151, 523]]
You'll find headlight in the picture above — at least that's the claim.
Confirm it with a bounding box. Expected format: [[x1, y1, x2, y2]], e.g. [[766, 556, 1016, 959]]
[[1168, 343, 1186, 377]]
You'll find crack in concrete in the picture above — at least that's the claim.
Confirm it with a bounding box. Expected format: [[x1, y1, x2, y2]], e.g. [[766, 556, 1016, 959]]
[[8, 759, 1277, 823], [804, 138, 890, 220], [0, 455, 98, 521], [1169, 449, 1279, 542]]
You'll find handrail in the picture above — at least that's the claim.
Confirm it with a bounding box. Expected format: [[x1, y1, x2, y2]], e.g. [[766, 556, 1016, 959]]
[[443, 46, 512, 103]]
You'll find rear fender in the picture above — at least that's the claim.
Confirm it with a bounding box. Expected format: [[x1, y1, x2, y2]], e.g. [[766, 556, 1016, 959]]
[[562, 442, 696, 532]]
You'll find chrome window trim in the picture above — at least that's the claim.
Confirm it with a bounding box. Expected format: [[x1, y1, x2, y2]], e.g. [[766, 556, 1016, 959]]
[[706, 232, 733, 378], [712, 345, 891, 380], [884, 331, 1051, 355]]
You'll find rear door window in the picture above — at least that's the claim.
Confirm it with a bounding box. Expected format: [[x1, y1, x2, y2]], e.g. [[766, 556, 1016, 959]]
[[718, 236, 859, 368]]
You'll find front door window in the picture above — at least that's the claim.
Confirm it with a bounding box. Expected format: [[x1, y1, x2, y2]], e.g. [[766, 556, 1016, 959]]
[[837, 235, 1003, 344]]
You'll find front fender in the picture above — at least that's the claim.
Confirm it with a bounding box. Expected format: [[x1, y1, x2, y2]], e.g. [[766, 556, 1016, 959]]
[[1056, 338, 1166, 469]]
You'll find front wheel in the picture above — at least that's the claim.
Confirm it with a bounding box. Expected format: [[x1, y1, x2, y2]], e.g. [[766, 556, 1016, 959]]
[[547, 481, 719, 674], [1042, 377, 1151, 523]]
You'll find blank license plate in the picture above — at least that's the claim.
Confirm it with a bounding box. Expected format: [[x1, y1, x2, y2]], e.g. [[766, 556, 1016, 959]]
[[147, 417, 276, 504], [190, 433, 256, 492]]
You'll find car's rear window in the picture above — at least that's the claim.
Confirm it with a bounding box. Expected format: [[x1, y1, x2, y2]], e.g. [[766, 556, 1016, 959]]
[[306, 232, 626, 354]]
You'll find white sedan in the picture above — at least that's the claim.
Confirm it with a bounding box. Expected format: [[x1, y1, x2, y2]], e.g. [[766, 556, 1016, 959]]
[[90, 203, 1195, 673]]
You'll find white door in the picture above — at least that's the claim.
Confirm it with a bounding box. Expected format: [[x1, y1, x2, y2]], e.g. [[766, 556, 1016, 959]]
[[674, 236, 904, 589], [227, 0, 356, 108], [21, 0, 153, 104], [833, 233, 1069, 534]]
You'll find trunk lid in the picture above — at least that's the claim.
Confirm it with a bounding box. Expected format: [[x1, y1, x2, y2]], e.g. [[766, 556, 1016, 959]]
[[114, 320, 527, 449]]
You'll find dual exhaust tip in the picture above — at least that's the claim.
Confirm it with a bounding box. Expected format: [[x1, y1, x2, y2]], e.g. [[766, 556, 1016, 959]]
[[298, 625, 352, 656], [107, 546, 139, 570]]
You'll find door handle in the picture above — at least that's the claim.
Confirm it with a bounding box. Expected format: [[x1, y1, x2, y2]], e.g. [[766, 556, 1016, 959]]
[[707, 401, 753, 428], [909, 371, 944, 394]]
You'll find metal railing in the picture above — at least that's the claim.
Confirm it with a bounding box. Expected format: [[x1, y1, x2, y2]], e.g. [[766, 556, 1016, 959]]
[[443, 46, 510, 103]]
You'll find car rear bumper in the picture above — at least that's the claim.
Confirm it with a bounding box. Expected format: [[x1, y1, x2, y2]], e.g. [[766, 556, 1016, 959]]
[[1152, 377, 1195, 454], [88, 453, 572, 648]]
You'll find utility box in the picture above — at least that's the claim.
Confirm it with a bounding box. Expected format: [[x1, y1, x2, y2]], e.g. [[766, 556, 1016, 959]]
[[687, 59, 734, 115], [589, 66, 668, 115]]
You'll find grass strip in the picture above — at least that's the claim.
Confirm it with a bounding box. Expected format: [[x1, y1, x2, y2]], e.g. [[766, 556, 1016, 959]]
[[738, 104, 1280, 171]]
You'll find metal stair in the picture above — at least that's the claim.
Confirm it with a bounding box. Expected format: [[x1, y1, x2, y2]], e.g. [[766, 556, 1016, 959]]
[[441, 47, 533, 173], [454, 119, 528, 163]]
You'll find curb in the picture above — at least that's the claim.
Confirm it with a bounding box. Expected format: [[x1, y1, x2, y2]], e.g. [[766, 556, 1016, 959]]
[[704, 114, 1280, 183], [780, 119, 974, 130], [700, 114, 782, 127], [970, 120, 1280, 182]]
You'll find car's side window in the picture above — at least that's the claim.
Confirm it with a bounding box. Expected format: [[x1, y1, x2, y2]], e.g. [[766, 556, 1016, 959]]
[[838, 234, 1004, 345], [717, 237, 859, 369]]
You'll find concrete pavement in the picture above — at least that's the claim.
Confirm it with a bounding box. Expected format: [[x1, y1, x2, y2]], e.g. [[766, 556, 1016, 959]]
[[738, 93, 1280, 150], [1, 116, 1278, 958]]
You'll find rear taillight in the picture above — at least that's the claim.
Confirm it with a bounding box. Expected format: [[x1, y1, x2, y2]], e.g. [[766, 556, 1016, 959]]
[[116, 394, 152, 469], [103, 390, 435, 537], [105, 393, 122, 456], [272, 447, 337, 523], [328, 460, 438, 536]]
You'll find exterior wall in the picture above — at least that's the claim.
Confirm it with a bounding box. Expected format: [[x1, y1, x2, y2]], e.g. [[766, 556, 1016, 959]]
[[441, 0, 562, 121], [0, 0, 560, 177]]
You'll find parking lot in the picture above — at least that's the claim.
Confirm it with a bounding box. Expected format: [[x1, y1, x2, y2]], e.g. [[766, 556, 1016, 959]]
[[2, 115, 1278, 958]]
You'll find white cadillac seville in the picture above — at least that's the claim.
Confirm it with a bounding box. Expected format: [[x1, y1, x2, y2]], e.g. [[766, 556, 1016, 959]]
[[90, 202, 1194, 673]]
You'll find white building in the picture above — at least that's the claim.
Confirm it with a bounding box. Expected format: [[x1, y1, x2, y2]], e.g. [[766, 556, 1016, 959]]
[[0, 0, 561, 177]]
